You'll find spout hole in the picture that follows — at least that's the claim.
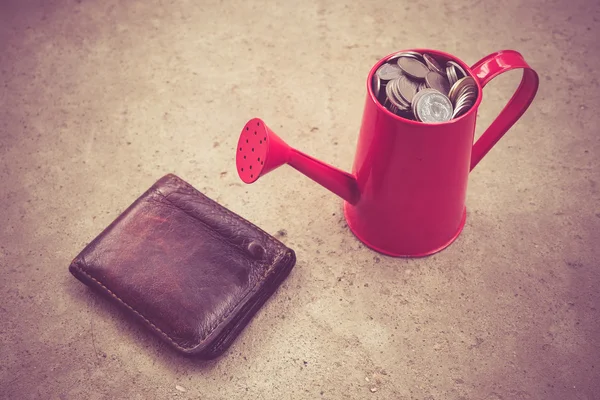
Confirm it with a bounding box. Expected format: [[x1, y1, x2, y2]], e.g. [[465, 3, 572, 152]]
[[246, 139, 248, 143], [241, 168, 244, 171], [246, 127, 249, 131], [254, 131, 257, 135], [258, 157, 260, 161], [264, 136, 266, 141], [257, 122, 260, 126], [250, 165, 252, 170], [239, 147, 242, 151], [251, 174, 254, 178], [261, 161, 264, 165], [243, 155, 246, 159], [259, 140, 262, 144], [252, 148, 254, 152]]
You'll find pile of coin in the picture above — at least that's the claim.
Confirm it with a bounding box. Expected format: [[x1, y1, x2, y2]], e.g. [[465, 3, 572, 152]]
[[373, 51, 478, 123]]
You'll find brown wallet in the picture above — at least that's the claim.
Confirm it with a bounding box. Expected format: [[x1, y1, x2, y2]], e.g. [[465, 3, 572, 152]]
[[69, 174, 296, 359]]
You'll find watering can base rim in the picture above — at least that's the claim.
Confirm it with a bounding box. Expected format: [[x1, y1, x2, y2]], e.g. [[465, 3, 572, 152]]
[[342, 203, 467, 258]]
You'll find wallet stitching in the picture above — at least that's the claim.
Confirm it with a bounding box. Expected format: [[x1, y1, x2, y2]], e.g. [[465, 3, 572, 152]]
[[74, 247, 289, 352]]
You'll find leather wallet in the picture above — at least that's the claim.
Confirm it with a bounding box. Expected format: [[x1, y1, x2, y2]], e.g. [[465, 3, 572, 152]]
[[69, 174, 296, 359]]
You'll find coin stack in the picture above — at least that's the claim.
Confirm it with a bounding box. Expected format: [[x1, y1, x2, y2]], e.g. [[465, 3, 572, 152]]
[[373, 51, 478, 123]]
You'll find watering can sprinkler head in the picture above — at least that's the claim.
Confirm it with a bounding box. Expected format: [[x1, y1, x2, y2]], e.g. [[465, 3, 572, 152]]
[[235, 118, 360, 205], [235, 118, 292, 184]]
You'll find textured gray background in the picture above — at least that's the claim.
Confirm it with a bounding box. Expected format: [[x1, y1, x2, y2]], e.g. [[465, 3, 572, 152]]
[[1, 0, 599, 399]]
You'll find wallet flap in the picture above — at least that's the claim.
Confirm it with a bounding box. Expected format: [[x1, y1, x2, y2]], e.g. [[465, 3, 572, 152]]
[[69, 174, 295, 357]]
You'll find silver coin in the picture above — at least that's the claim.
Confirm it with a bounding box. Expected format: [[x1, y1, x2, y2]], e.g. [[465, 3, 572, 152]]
[[455, 84, 476, 102], [425, 71, 450, 95], [415, 90, 453, 123], [388, 78, 407, 108], [397, 57, 430, 80], [376, 62, 403, 81], [391, 79, 411, 109], [384, 97, 394, 112], [403, 51, 424, 61], [451, 68, 458, 85], [455, 98, 474, 112], [387, 54, 402, 64], [452, 103, 471, 119], [446, 66, 458, 86], [447, 61, 467, 79], [378, 83, 389, 104], [378, 90, 386, 105], [457, 90, 477, 107], [454, 95, 470, 111], [411, 88, 437, 121], [454, 88, 477, 113], [423, 54, 445, 75], [397, 74, 419, 104], [448, 77, 476, 104], [372, 75, 381, 98], [458, 85, 477, 99], [389, 51, 424, 63], [383, 89, 397, 113], [386, 80, 407, 111], [448, 79, 460, 103], [388, 52, 415, 63]]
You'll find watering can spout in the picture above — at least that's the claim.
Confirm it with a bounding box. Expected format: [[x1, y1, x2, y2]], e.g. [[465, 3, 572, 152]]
[[236, 118, 360, 205]]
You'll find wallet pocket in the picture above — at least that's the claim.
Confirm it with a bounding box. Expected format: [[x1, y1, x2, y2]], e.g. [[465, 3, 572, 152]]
[[69, 174, 296, 358]]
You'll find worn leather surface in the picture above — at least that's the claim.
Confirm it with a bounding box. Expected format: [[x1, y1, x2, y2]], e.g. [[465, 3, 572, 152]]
[[69, 174, 296, 358]]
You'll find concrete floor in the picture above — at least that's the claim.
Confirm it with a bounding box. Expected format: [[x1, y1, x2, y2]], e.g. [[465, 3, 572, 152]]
[[1, 0, 599, 399]]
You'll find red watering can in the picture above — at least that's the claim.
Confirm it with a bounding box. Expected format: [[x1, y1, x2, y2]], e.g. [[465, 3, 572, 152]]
[[235, 49, 539, 257]]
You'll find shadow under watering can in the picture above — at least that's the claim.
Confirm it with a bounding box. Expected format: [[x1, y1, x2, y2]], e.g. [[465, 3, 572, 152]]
[[235, 49, 539, 257]]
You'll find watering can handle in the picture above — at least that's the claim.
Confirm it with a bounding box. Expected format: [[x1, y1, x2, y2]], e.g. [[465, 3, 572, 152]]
[[469, 50, 539, 171]]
